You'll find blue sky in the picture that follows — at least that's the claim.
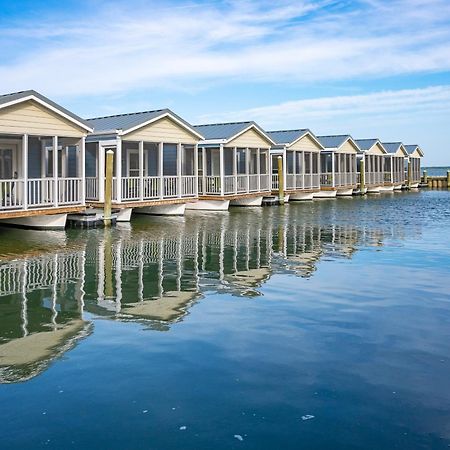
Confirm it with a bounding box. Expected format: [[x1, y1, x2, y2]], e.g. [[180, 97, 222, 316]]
[[1, 0, 449, 164]]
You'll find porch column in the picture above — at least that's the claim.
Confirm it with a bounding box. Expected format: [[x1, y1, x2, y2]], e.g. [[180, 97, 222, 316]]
[[99, 144, 105, 202], [201, 147, 206, 195], [390, 156, 394, 183], [53, 136, 58, 207], [116, 137, 122, 202], [177, 143, 182, 198], [292, 150, 297, 189], [283, 149, 287, 192], [256, 148, 261, 191], [194, 144, 199, 197], [159, 142, 164, 199], [22, 134, 28, 210], [219, 144, 225, 196], [246, 147, 250, 193], [233, 147, 237, 194], [139, 140, 144, 201], [80, 137, 86, 205], [331, 153, 335, 188]]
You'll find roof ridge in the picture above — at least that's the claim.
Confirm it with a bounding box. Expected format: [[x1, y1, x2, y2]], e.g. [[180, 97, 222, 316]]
[[268, 129, 309, 133], [0, 90, 32, 98], [317, 134, 350, 138], [194, 121, 252, 127], [88, 109, 167, 120]]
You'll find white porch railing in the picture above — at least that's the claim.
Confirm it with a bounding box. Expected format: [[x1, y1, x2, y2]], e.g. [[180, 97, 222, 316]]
[[0, 179, 24, 210], [182, 176, 196, 197], [27, 178, 55, 207], [272, 174, 279, 190], [58, 178, 82, 205], [201, 174, 270, 195], [334, 172, 357, 187], [163, 176, 178, 198], [365, 172, 384, 185], [86, 177, 98, 200]]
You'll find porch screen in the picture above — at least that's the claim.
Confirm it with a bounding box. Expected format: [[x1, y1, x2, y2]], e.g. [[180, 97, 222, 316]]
[[163, 144, 177, 176]]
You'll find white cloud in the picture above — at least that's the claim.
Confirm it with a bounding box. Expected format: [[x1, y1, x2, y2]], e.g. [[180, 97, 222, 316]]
[[0, 0, 449, 96]]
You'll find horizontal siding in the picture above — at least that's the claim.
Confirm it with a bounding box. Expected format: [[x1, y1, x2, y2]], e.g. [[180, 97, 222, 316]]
[[289, 134, 321, 152], [366, 142, 385, 155], [227, 128, 272, 148], [336, 140, 358, 154], [0, 101, 85, 137], [410, 150, 422, 158], [124, 117, 199, 144]]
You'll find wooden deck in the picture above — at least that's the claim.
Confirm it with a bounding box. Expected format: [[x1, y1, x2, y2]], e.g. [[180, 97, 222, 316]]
[[87, 197, 197, 210], [0, 206, 85, 220]]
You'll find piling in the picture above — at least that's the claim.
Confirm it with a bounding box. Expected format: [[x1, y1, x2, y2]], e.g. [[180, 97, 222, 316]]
[[278, 156, 284, 205], [359, 159, 365, 195], [104, 150, 114, 226], [423, 170, 428, 184], [447, 171, 450, 188], [407, 159, 412, 189]]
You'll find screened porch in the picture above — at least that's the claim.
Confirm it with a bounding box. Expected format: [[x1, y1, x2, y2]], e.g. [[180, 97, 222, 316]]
[[0, 134, 84, 213], [357, 154, 385, 186], [283, 150, 320, 191], [198, 146, 270, 196], [384, 156, 405, 185], [85, 140, 197, 203], [320, 152, 357, 187]]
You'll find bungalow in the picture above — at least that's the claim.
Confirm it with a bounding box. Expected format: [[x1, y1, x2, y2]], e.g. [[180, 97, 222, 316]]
[[85, 109, 203, 220], [266, 129, 322, 201], [381, 142, 409, 190], [404, 145, 424, 188], [315, 135, 359, 197], [0, 90, 92, 229], [190, 121, 274, 210], [354, 139, 388, 194]]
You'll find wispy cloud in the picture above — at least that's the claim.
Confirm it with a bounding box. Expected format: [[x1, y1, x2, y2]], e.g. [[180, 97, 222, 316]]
[[0, 0, 449, 97]]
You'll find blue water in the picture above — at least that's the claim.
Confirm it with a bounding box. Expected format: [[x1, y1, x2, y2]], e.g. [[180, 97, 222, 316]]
[[423, 166, 450, 176], [0, 190, 450, 449]]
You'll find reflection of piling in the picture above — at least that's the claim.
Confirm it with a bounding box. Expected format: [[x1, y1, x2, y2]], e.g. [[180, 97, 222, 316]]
[[104, 230, 113, 298], [359, 159, 365, 195], [278, 156, 284, 205], [104, 150, 114, 226]]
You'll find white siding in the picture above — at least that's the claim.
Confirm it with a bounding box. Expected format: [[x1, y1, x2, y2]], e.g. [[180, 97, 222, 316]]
[[289, 134, 321, 152], [336, 140, 358, 154], [227, 128, 272, 148]]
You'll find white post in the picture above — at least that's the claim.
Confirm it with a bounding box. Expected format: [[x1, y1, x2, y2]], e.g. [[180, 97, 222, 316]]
[[159, 142, 164, 199], [283, 148, 287, 191], [80, 137, 86, 205], [256, 148, 261, 191], [98, 144, 105, 202], [292, 150, 297, 189], [53, 136, 58, 207], [139, 140, 144, 201], [194, 144, 199, 197], [22, 134, 28, 210], [201, 146, 206, 195], [246, 147, 250, 193], [116, 137, 122, 202], [331, 152, 335, 188], [233, 147, 237, 194], [219, 144, 225, 196], [177, 143, 182, 198]]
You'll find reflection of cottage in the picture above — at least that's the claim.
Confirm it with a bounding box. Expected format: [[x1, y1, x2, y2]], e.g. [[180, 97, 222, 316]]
[[0, 90, 92, 229], [354, 139, 388, 193], [267, 129, 323, 201], [404, 145, 424, 188], [85, 109, 203, 220], [189, 122, 274, 210]]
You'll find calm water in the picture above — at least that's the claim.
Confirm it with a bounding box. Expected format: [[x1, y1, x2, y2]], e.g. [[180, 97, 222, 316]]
[[423, 166, 450, 177], [1, 190, 450, 450]]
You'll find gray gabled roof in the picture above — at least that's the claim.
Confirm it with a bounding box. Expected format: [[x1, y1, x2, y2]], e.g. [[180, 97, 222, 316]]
[[193, 121, 275, 145], [267, 129, 309, 145], [316, 134, 359, 151], [0, 90, 92, 132], [354, 138, 387, 154], [404, 144, 424, 156], [87, 109, 202, 139], [382, 142, 407, 155]]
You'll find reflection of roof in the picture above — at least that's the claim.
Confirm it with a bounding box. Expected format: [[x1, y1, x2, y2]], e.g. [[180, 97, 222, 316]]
[[121, 291, 198, 322], [0, 320, 92, 383], [0, 90, 92, 132]]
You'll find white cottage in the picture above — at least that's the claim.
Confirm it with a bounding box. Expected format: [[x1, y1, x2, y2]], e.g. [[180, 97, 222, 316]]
[[354, 139, 388, 193], [267, 129, 323, 201], [404, 145, 424, 188], [190, 122, 274, 210], [0, 90, 92, 229], [381, 142, 409, 190], [85, 109, 203, 220], [316, 135, 359, 197]]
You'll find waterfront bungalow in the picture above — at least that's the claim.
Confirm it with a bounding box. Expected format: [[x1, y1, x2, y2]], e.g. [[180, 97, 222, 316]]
[[189, 122, 275, 210], [0, 90, 92, 229], [381, 142, 409, 190], [354, 139, 388, 194], [267, 129, 323, 201], [85, 109, 203, 220], [404, 145, 424, 188], [315, 135, 359, 197]]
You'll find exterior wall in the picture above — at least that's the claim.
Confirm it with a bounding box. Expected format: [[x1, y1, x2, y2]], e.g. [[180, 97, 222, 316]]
[[336, 140, 358, 154], [0, 100, 85, 137], [124, 117, 199, 144], [367, 143, 386, 155], [289, 134, 321, 152], [227, 128, 271, 148]]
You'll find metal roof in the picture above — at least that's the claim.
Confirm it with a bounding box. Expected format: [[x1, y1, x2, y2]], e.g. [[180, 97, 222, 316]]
[[193, 121, 273, 144], [267, 129, 310, 145], [354, 138, 379, 151], [0, 90, 92, 131], [316, 135, 355, 150], [382, 142, 405, 154], [87, 109, 201, 138], [404, 144, 424, 156]]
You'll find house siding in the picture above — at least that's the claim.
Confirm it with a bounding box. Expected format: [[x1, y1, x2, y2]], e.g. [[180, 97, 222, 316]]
[[289, 134, 321, 152], [336, 140, 358, 154], [227, 128, 272, 148]]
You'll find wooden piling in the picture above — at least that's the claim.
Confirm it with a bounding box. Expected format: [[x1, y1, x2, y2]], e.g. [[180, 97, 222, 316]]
[[104, 150, 114, 226], [359, 159, 365, 195], [277, 156, 284, 205], [447, 171, 450, 188], [423, 170, 428, 184], [407, 159, 412, 189]]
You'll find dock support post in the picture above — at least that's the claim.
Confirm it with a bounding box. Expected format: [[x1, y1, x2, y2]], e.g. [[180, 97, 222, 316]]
[[447, 171, 450, 189], [359, 159, 365, 195], [104, 150, 114, 226], [278, 156, 284, 205], [407, 159, 412, 189], [423, 170, 427, 185]]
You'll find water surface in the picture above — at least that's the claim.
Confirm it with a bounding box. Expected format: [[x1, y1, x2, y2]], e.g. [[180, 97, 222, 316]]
[[1, 190, 450, 449]]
